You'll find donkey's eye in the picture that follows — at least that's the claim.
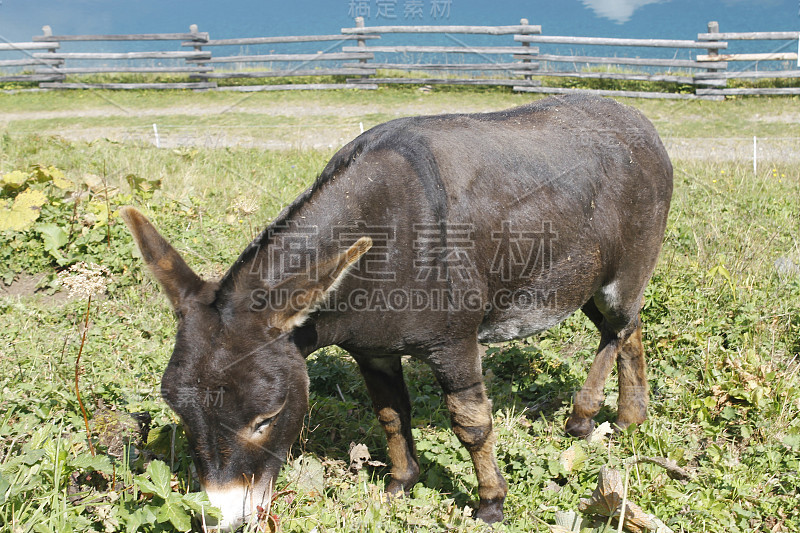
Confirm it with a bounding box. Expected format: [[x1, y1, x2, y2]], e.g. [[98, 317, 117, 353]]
[[253, 416, 275, 434]]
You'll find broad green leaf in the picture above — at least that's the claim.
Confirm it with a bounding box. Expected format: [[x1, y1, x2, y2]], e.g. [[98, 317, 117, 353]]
[[70, 453, 114, 475], [123, 173, 144, 190], [48, 167, 72, 189], [32, 165, 71, 189], [286, 454, 325, 497], [157, 493, 192, 532], [547, 458, 563, 477], [147, 424, 172, 446], [88, 200, 110, 225], [181, 491, 220, 517], [138, 179, 162, 193], [134, 476, 160, 496], [20, 448, 48, 466], [0, 189, 47, 231], [15, 188, 48, 213], [783, 433, 800, 450], [145, 423, 178, 456], [124, 173, 162, 195], [145, 459, 172, 499], [2, 170, 28, 190], [559, 443, 587, 473], [36, 223, 69, 256], [123, 505, 158, 533]]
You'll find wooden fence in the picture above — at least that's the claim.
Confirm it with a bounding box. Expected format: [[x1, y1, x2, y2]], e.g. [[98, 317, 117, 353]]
[[0, 20, 796, 98], [0, 40, 61, 83], [693, 22, 800, 97], [338, 17, 542, 88], [183, 29, 378, 91], [29, 25, 215, 90]]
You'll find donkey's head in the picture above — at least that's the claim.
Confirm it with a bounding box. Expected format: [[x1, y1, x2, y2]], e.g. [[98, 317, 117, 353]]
[[121, 207, 370, 530]]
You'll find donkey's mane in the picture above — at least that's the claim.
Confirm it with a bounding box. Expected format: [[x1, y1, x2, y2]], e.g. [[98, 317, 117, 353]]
[[217, 128, 376, 293]]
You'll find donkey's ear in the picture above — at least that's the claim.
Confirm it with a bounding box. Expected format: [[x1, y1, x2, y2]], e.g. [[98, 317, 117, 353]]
[[269, 237, 372, 332], [120, 206, 206, 311]]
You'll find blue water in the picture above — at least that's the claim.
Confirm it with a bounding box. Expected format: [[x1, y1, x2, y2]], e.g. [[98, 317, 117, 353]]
[[1, 0, 798, 69], [2, 0, 797, 41]]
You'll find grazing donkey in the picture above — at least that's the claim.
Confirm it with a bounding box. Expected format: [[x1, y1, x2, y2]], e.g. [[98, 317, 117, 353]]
[[122, 94, 672, 529]]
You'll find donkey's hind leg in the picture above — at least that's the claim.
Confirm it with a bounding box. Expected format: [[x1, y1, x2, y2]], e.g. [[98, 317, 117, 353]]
[[566, 294, 645, 437], [615, 324, 647, 429], [565, 324, 624, 438]]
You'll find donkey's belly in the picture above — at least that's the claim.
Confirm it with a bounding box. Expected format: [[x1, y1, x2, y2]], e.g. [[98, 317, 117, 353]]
[[477, 307, 576, 344]]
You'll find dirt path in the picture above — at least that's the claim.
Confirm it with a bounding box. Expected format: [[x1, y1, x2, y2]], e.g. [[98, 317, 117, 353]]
[[3, 101, 799, 162], [0, 100, 496, 122]]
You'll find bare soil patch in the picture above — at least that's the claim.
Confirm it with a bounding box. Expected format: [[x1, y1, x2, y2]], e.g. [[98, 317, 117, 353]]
[[1, 273, 69, 305], [0, 99, 491, 123]]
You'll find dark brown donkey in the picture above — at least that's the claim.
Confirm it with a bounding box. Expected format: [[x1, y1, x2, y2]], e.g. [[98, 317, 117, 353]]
[[122, 94, 672, 529]]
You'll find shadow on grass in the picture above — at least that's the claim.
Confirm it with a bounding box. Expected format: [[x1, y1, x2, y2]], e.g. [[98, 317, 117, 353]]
[[298, 339, 605, 510]]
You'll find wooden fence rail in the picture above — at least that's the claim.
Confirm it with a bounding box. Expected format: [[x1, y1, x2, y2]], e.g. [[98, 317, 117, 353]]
[[0, 42, 59, 51], [509, 22, 731, 98], [27, 24, 215, 90], [514, 35, 728, 49], [339, 17, 542, 89], [341, 24, 541, 35], [183, 31, 378, 91], [691, 27, 800, 97], [32, 32, 209, 42], [0, 40, 62, 83], [0, 20, 797, 98], [697, 31, 800, 41]]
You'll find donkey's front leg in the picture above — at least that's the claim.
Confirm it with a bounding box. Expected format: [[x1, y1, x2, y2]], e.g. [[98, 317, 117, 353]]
[[355, 355, 420, 495], [433, 341, 507, 524]]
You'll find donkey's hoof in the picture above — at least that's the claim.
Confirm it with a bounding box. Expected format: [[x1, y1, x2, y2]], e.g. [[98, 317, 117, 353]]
[[475, 497, 504, 524], [565, 416, 595, 438], [385, 466, 419, 497], [385, 480, 410, 497]]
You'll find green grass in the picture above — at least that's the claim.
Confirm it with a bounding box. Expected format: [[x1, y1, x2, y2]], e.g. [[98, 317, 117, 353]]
[[2, 88, 799, 143], [1, 91, 799, 532]]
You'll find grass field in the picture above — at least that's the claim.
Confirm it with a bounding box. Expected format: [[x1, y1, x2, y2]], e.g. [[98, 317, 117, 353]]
[[1, 88, 799, 533]]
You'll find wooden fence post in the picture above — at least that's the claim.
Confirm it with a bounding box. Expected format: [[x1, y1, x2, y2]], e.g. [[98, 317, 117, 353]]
[[40, 25, 59, 87], [705, 21, 722, 74], [520, 18, 532, 80], [354, 17, 370, 79], [188, 24, 208, 81], [190, 24, 203, 55]]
